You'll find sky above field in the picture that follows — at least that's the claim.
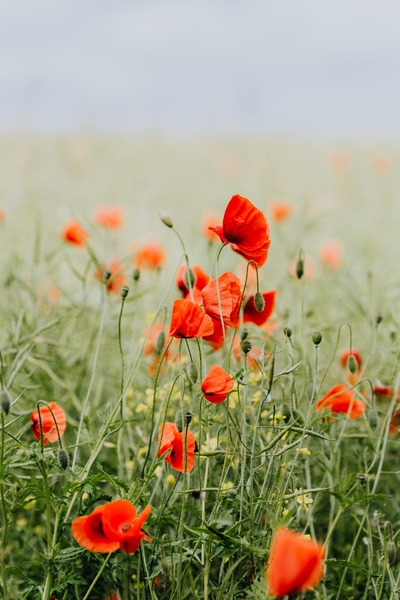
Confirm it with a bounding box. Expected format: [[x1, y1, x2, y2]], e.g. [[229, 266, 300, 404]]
[[1, 0, 399, 138]]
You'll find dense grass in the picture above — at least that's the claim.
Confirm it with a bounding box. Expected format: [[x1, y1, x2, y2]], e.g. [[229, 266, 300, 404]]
[[1, 136, 400, 599]]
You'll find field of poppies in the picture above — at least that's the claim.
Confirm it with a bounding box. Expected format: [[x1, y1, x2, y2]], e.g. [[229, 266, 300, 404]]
[[1, 136, 400, 599]]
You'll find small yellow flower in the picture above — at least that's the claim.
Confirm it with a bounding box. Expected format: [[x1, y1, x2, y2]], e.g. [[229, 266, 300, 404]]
[[299, 447, 311, 456], [24, 496, 36, 510], [222, 481, 234, 491], [126, 388, 134, 400], [135, 403, 149, 413], [154, 466, 162, 478], [296, 491, 313, 512], [282, 508, 289, 516], [125, 460, 134, 470], [166, 474, 176, 487]]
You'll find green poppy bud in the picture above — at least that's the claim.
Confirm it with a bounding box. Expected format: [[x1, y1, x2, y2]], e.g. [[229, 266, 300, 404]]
[[175, 410, 192, 432], [155, 331, 165, 355], [188, 362, 198, 384], [296, 257, 304, 279], [348, 354, 357, 374], [368, 409, 379, 431], [0, 390, 11, 416], [283, 327, 292, 339], [120, 285, 129, 299], [241, 340, 252, 355], [254, 292, 265, 312], [159, 212, 173, 228], [184, 268, 196, 289], [58, 447, 69, 470], [240, 328, 248, 341], [132, 268, 140, 282], [312, 331, 322, 346]]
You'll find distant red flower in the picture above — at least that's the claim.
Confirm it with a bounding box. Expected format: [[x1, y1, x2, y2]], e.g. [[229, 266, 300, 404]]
[[316, 384, 366, 419], [0, 209, 5, 222], [209, 195, 270, 267], [158, 422, 196, 473], [374, 385, 400, 399], [176, 265, 210, 303], [201, 364, 235, 404], [72, 499, 151, 554], [201, 212, 221, 241], [266, 527, 325, 597], [133, 241, 165, 270], [95, 259, 127, 294], [31, 402, 66, 445], [201, 272, 242, 329], [61, 220, 88, 247], [243, 290, 276, 326], [319, 239, 343, 269], [269, 200, 293, 222], [169, 299, 214, 339], [93, 205, 124, 229]]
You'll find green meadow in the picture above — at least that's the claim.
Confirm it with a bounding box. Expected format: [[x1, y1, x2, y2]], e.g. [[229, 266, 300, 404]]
[[1, 135, 400, 599]]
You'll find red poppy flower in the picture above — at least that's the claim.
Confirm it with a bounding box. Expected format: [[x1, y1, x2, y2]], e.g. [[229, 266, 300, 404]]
[[269, 200, 294, 222], [61, 220, 88, 247], [201, 272, 242, 329], [201, 364, 235, 404], [316, 385, 366, 419], [169, 299, 214, 339], [158, 422, 196, 473], [0, 209, 5, 222], [93, 205, 124, 230], [266, 527, 325, 597], [133, 241, 165, 270], [72, 499, 151, 554], [374, 385, 400, 399], [243, 290, 276, 326], [318, 239, 343, 269], [209, 195, 270, 267], [31, 402, 66, 445], [176, 265, 210, 303], [95, 259, 127, 295]]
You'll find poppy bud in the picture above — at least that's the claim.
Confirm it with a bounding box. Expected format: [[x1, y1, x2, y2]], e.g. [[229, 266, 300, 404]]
[[312, 331, 322, 346], [283, 327, 292, 339], [161, 558, 171, 575], [386, 540, 397, 565], [254, 291, 265, 312], [184, 268, 196, 289], [103, 270, 112, 283], [240, 328, 248, 341], [188, 362, 198, 384], [296, 256, 304, 279], [214, 446, 225, 464], [368, 409, 379, 431], [159, 212, 173, 228], [356, 473, 367, 486], [241, 340, 252, 355], [175, 410, 192, 432], [0, 390, 11, 416], [132, 268, 140, 282], [120, 285, 129, 299], [375, 313, 383, 325], [347, 354, 357, 374], [58, 447, 69, 470], [155, 331, 165, 355]]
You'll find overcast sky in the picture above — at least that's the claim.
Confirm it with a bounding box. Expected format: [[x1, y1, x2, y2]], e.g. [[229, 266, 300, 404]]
[[1, 0, 399, 138]]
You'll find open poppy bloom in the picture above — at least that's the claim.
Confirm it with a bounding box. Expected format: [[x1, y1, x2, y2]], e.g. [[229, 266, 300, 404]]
[[95, 259, 127, 295], [158, 422, 196, 473], [316, 384, 366, 419], [133, 241, 165, 270], [269, 200, 293, 222], [93, 205, 124, 229], [176, 265, 210, 303], [243, 290, 276, 326], [72, 499, 151, 554], [201, 272, 242, 329], [201, 364, 235, 404], [266, 527, 325, 597], [209, 195, 270, 267], [61, 219, 88, 247], [169, 299, 214, 339], [31, 402, 66, 445]]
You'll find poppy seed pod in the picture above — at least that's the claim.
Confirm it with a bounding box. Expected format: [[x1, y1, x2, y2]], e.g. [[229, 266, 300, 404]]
[[254, 291, 265, 312], [312, 332, 322, 346], [0, 390, 11, 415], [159, 212, 173, 228], [120, 285, 129, 299], [58, 447, 70, 470], [241, 340, 252, 355]]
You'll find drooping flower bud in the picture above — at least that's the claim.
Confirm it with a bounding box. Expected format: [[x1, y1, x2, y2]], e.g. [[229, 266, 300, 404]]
[[387, 540, 397, 565], [347, 354, 358, 374], [132, 268, 140, 282], [58, 447, 69, 470], [120, 285, 129, 299], [368, 409, 379, 431], [188, 362, 198, 384], [312, 331, 322, 346], [254, 291, 265, 312], [159, 212, 173, 228], [175, 410, 192, 432], [155, 331, 165, 355], [283, 327, 292, 339], [296, 253, 304, 279], [0, 390, 11, 416]]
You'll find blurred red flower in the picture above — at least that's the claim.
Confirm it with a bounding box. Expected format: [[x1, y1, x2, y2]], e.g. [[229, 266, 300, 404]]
[[176, 265, 210, 303], [243, 290, 276, 326], [72, 499, 151, 554], [95, 259, 127, 295], [169, 299, 214, 339], [201, 212, 221, 241], [316, 384, 366, 419], [133, 241, 165, 270], [158, 422, 196, 473], [209, 195, 270, 267], [61, 220, 88, 247], [201, 364, 234, 404], [269, 200, 293, 222], [31, 402, 66, 445], [266, 527, 325, 597], [93, 205, 124, 229]]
